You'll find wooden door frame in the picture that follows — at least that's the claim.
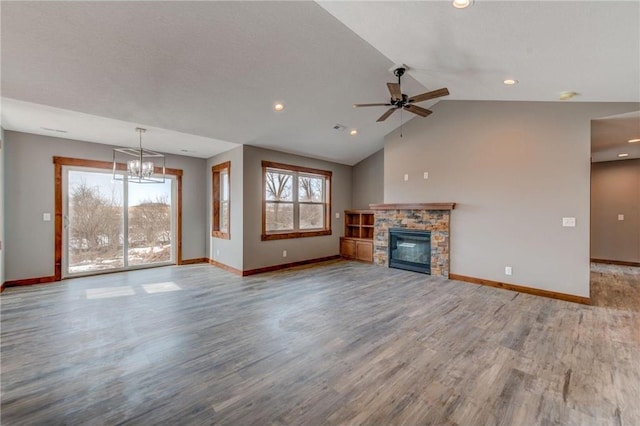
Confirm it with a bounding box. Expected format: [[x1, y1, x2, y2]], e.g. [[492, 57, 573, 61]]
[[53, 156, 184, 281]]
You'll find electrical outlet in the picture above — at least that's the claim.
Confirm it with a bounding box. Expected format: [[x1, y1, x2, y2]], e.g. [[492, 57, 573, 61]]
[[282, 250, 287, 258], [43, 213, 51, 222], [423, 172, 429, 180], [562, 217, 576, 227], [618, 214, 624, 221], [505, 266, 512, 276], [335, 212, 340, 219], [216, 249, 220, 256]]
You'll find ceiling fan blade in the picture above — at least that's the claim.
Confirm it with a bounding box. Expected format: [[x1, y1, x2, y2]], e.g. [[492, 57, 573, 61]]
[[408, 88, 450, 103], [404, 104, 432, 118], [377, 108, 397, 122], [353, 103, 392, 108], [387, 82, 402, 101]]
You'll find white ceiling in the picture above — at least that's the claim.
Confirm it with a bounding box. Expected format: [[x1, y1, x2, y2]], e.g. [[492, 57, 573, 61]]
[[2, 1, 639, 165]]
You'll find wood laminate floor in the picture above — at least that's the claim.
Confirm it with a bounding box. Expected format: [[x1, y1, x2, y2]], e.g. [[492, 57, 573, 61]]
[[1, 261, 639, 425]]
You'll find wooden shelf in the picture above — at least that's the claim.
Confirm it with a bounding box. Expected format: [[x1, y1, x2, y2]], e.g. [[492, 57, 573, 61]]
[[341, 210, 374, 262], [369, 203, 456, 211]]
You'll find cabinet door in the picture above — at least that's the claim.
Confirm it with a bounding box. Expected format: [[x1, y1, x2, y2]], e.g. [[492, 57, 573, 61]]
[[355, 240, 373, 262], [340, 238, 356, 258]]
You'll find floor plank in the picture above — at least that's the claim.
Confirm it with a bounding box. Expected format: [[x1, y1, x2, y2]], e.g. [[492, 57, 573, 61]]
[[1, 260, 638, 425]]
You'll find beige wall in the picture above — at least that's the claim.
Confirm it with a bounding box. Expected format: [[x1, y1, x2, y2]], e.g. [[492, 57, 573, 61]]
[[206, 146, 244, 271], [4, 131, 207, 281], [591, 159, 640, 263], [351, 148, 383, 210], [242, 145, 352, 271], [384, 100, 639, 297]]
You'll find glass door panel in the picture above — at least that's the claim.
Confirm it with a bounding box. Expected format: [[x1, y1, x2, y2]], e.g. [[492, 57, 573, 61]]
[[66, 170, 124, 275], [127, 179, 173, 266]]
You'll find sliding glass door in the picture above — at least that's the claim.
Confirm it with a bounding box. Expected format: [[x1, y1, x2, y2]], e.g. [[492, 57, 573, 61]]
[[63, 167, 175, 277]]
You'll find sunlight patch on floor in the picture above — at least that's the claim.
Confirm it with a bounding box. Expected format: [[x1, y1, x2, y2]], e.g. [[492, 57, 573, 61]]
[[86, 286, 135, 299], [142, 282, 182, 293]]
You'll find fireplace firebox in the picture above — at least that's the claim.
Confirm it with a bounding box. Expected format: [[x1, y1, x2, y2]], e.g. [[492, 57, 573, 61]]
[[388, 228, 431, 274]]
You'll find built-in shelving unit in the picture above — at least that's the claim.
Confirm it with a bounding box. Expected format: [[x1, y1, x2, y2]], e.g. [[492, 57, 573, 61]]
[[340, 210, 374, 263]]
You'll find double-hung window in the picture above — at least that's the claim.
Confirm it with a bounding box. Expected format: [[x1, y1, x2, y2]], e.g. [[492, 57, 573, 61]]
[[262, 161, 331, 240]]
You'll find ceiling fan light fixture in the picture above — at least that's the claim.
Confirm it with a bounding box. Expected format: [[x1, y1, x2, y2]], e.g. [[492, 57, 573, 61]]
[[452, 0, 473, 9]]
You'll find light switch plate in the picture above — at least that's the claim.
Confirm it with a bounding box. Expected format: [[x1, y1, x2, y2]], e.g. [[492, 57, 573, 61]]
[[618, 214, 624, 221], [335, 212, 340, 219], [562, 217, 576, 227], [403, 174, 409, 181], [43, 213, 51, 222]]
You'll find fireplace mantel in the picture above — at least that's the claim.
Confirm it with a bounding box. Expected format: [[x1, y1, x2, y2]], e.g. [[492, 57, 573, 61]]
[[369, 203, 456, 211]]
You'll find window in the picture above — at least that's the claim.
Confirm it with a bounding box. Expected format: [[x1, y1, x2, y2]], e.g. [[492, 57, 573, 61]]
[[212, 161, 230, 239], [262, 161, 332, 240]]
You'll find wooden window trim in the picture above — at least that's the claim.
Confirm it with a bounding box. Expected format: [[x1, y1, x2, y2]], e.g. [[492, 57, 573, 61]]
[[212, 161, 231, 239], [261, 161, 332, 241], [53, 156, 183, 281]]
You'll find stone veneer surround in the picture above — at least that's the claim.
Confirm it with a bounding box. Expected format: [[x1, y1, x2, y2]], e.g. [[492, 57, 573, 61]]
[[371, 204, 454, 278]]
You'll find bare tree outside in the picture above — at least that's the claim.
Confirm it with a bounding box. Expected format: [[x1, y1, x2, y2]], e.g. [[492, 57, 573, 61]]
[[68, 178, 123, 271], [265, 171, 293, 230], [264, 168, 327, 233], [128, 195, 171, 265], [67, 171, 173, 274], [298, 176, 324, 229]]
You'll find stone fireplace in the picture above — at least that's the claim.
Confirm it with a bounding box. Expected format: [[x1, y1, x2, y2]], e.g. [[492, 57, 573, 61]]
[[370, 203, 455, 278]]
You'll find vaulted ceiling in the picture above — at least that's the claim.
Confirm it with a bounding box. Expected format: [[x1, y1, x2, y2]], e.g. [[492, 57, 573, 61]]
[[2, 1, 639, 165]]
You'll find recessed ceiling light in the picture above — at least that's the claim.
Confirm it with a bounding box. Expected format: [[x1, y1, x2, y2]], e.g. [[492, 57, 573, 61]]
[[273, 102, 285, 112], [559, 91, 578, 101], [618, 153, 630, 158], [628, 138, 640, 143], [452, 0, 473, 9], [350, 129, 358, 136], [503, 79, 518, 85]]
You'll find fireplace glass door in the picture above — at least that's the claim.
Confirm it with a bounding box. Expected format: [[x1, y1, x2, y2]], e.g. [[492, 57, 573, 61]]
[[388, 228, 431, 274]]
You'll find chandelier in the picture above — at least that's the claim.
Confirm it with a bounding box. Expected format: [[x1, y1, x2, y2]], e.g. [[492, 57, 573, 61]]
[[113, 127, 165, 183]]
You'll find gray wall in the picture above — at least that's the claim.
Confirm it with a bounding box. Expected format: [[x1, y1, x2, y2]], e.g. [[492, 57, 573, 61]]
[[0, 127, 5, 285], [351, 148, 383, 210], [4, 131, 207, 281], [591, 159, 640, 263], [384, 100, 639, 298], [242, 145, 352, 271], [206, 146, 244, 271]]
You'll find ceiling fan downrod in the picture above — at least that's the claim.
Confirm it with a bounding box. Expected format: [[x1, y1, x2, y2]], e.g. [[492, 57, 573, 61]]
[[394, 67, 406, 85]]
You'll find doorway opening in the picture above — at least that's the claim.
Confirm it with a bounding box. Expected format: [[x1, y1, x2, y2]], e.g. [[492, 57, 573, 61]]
[[589, 110, 640, 308]]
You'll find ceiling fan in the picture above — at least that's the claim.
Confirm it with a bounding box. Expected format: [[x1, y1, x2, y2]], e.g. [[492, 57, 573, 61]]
[[354, 67, 450, 122]]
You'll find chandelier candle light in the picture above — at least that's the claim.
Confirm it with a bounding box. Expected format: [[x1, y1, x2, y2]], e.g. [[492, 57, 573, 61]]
[[113, 127, 166, 183]]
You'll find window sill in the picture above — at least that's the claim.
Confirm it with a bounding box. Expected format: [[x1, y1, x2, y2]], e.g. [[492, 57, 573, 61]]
[[261, 229, 331, 241]]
